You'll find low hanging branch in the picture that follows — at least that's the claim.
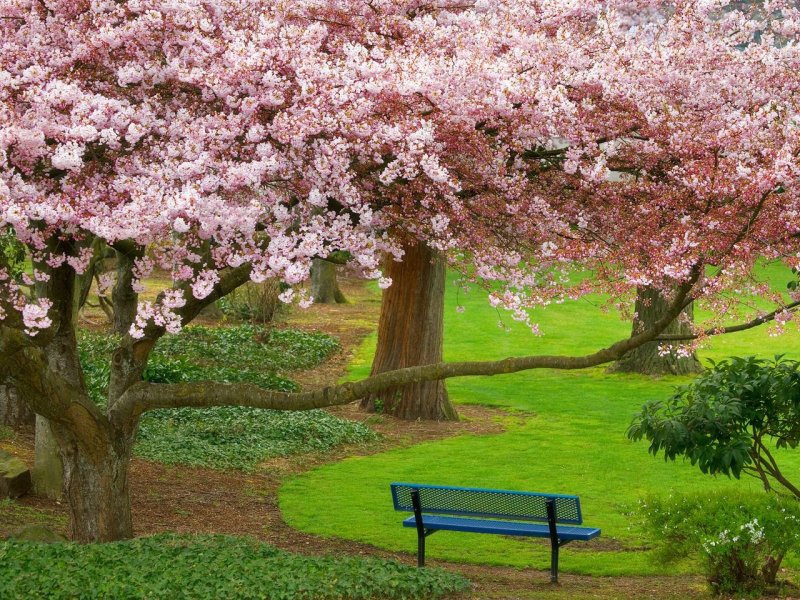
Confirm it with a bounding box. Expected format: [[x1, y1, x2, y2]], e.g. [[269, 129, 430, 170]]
[[109, 272, 699, 425]]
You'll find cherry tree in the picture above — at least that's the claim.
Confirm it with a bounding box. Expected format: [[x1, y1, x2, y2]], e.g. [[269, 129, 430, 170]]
[[1, 0, 799, 542]]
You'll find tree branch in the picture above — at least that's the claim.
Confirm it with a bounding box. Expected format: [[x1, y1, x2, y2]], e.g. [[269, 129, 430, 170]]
[[111, 245, 144, 335], [656, 300, 800, 342], [108, 262, 254, 404], [110, 268, 700, 425]]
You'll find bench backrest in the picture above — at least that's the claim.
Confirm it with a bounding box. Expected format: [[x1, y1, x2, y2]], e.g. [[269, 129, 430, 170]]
[[390, 482, 583, 525]]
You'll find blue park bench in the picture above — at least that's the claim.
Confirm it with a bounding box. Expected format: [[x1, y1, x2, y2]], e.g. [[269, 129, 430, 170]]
[[390, 482, 601, 583]]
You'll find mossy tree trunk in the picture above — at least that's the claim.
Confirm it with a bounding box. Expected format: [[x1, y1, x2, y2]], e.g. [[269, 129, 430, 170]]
[[310, 258, 346, 304], [0, 384, 35, 429], [361, 241, 457, 421], [609, 286, 702, 376], [32, 416, 63, 500]]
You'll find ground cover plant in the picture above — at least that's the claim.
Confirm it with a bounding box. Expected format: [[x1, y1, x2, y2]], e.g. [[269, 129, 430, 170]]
[[0, 500, 68, 536], [0, 534, 469, 600], [79, 326, 377, 470], [280, 265, 800, 579]]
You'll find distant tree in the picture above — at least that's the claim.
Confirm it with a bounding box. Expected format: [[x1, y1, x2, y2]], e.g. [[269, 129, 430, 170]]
[[609, 287, 702, 376], [628, 356, 800, 498], [0, 229, 33, 427], [310, 258, 346, 304]]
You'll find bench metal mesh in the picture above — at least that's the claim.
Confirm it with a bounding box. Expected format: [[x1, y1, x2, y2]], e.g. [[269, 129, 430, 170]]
[[391, 483, 582, 525]]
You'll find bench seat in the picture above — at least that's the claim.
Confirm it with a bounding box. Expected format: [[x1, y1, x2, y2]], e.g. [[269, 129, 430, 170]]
[[402, 514, 601, 541]]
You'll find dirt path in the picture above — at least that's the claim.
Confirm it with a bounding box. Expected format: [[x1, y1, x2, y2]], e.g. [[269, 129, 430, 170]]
[[1, 276, 709, 599]]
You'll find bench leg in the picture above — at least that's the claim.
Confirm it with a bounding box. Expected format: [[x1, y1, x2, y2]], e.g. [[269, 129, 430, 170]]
[[417, 530, 425, 567], [411, 490, 426, 568], [545, 498, 560, 584], [549, 538, 559, 583]]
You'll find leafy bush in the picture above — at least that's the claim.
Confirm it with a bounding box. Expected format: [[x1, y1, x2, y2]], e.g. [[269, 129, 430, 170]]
[[218, 279, 283, 324], [0, 534, 470, 599], [628, 356, 800, 498], [218, 279, 283, 325], [77, 327, 371, 470], [639, 491, 800, 595]]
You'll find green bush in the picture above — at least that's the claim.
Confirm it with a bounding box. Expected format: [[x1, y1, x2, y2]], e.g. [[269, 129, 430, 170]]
[[629, 355, 800, 498], [218, 279, 283, 324], [0, 534, 470, 599], [0, 227, 26, 278], [639, 490, 800, 595]]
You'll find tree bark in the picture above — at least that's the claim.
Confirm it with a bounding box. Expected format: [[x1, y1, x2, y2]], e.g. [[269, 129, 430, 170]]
[[32, 416, 63, 500], [112, 248, 141, 335], [361, 241, 457, 421], [0, 384, 35, 429], [609, 286, 702, 376], [311, 258, 346, 304], [53, 420, 134, 542]]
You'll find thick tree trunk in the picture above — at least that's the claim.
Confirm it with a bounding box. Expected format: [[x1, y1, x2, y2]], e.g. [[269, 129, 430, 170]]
[[609, 286, 702, 376], [361, 241, 457, 421], [53, 420, 134, 542], [0, 384, 35, 429], [311, 258, 346, 304]]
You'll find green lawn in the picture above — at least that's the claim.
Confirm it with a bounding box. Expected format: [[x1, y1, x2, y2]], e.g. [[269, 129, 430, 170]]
[[280, 264, 800, 577]]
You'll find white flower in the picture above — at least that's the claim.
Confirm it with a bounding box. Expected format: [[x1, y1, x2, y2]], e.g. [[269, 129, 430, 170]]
[[51, 142, 85, 171], [173, 217, 190, 233]]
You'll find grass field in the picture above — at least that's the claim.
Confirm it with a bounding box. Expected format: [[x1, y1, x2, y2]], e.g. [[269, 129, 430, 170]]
[[280, 263, 800, 577]]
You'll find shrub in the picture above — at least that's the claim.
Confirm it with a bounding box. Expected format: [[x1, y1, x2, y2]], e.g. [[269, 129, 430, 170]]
[[639, 490, 800, 595], [218, 279, 283, 324], [0, 533, 470, 599], [628, 356, 800, 498], [0, 227, 26, 277]]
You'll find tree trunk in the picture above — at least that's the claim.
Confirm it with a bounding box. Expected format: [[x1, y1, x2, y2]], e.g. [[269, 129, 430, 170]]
[[53, 420, 134, 542], [311, 258, 346, 304], [609, 286, 702, 376], [361, 241, 457, 421], [0, 384, 35, 429], [32, 416, 63, 500], [112, 249, 139, 335]]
